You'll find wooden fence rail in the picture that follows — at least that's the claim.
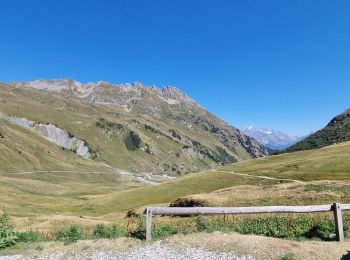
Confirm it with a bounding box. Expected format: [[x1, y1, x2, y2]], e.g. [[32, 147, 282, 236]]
[[144, 203, 350, 241]]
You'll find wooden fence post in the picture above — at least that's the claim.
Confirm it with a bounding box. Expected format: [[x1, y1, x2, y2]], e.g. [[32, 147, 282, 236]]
[[333, 203, 344, 241], [146, 208, 153, 241], [145, 203, 350, 243]]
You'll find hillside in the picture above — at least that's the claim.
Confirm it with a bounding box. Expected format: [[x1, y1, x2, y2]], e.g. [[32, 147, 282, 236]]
[[286, 108, 350, 152], [84, 141, 350, 214], [0, 79, 269, 175]]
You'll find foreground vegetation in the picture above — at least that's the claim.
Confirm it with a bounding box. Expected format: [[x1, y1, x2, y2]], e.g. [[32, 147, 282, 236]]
[[1, 208, 350, 252]]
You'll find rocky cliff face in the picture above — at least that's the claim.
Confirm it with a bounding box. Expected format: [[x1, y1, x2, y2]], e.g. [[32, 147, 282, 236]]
[[1, 79, 270, 174], [0, 112, 92, 159]]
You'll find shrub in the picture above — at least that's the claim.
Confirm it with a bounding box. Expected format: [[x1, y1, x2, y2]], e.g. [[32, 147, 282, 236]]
[[0, 211, 17, 249], [96, 118, 123, 130], [279, 253, 295, 260], [236, 217, 289, 238], [92, 224, 112, 239], [304, 219, 335, 241], [55, 225, 85, 244], [124, 131, 142, 151], [130, 217, 146, 239], [110, 225, 128, 238], [195, 216, 220, 233], [153, 225, 178, 239], [91, 224, 128, 239], [17, 231, 42, 242]]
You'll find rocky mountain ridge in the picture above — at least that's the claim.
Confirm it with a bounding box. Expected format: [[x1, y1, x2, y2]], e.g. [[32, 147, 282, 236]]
[[1, 79, 270, 174], [12, 79, 196, 106]]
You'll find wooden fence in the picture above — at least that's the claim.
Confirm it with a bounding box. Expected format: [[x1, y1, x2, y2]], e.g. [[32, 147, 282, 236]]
[[144, 203, 350, 241]]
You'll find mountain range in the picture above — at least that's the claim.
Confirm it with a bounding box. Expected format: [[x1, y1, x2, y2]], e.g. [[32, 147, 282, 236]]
[[242, 126, 305, 150], [0, 79, 269, 176]]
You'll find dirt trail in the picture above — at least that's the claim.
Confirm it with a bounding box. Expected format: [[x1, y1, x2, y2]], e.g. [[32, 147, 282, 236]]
[[216, 170, 305, 183]]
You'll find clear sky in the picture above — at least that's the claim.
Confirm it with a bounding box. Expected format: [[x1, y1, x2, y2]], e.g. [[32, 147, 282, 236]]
[[0, 0, 349, 136]]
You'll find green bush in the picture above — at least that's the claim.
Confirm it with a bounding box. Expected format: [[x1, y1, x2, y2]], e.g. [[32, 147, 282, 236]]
[[196, 216, 219, 233], [55, 225, 85, 244], [92, 224, 128, 239], [153, 225, 178, 239], [279, 253, 295, 260], [236, 217, 289, 238], [17, 231, 42, 242], [130, 217, 146, 239], [92, 224, 112, 239], [110, 225, 128, 238], [304, 219, 335, 241], [129, 217, 177, 240], [0, 211, 18, 249], [124, 131, 141, 151]]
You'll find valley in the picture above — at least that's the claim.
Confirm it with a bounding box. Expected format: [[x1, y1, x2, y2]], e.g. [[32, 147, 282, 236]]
[[1, 80, 350, 259]]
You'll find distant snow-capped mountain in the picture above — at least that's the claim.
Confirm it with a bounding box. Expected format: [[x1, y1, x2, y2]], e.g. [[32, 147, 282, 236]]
[[242, 126, 306, 151]]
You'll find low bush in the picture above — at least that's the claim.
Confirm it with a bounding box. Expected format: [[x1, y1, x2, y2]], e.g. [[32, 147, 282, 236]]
[[110, 225, 129, 238], [92, 224, 112, 239], [55, 225, 85, 244], [234, 217, 290, 238], [279, 253, 295, 260], [17, 231, 42, 242], [196, 216, 219, 233], [92, 224, 128, 239], [129, 217, 178, 240], [130, 217, 146, 240], [304, 219, 335, 241], [153, 225, 178, 239]]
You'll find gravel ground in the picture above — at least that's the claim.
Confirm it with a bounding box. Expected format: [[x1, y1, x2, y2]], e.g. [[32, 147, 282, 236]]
[[0, 241, 255, 260]]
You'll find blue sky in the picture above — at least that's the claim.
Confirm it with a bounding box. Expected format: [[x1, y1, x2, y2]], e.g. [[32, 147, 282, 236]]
[[0, 0, 349, 135]]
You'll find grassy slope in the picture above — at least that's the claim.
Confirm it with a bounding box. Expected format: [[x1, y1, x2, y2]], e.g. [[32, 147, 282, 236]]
[[82, 141, 350, 214], [2, 93, 350, 228], [0, 118, 142, 218], [0, 119, 108, 172], [286, 108, 350, 152], [223, 141, 350, 181], [2, 141, 350, 222]]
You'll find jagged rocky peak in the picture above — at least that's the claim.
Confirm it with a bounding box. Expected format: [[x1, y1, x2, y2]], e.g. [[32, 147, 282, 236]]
[[147, 85, 195, 105], [13, 79, 197, 105], [159, 86, 195, 104], [13, 78, 97, 94]]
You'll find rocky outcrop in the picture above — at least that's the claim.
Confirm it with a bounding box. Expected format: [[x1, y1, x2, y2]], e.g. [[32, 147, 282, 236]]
[[0, 113, 92, 159]]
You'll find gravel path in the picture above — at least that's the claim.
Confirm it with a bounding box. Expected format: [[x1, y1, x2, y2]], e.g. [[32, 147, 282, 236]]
[[0, 241, 255, 260]]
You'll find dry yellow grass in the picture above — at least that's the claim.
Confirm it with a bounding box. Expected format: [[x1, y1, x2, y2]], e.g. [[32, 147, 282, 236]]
[[168, 232, 350, 260], [172, 180, 350, 208]]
